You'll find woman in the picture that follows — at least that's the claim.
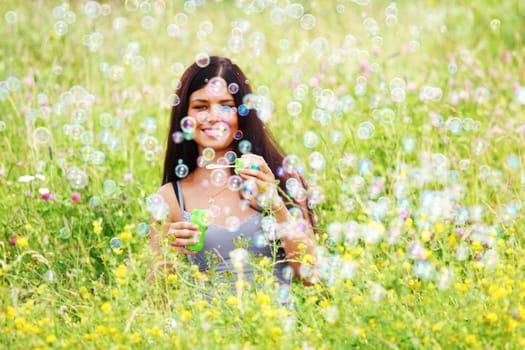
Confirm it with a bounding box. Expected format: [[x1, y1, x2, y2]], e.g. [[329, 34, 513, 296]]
[[149, 56, 315, 286]]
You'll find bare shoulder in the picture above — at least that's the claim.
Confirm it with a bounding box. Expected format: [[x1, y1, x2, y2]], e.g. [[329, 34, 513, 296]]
[[157, 182, 183, 222]]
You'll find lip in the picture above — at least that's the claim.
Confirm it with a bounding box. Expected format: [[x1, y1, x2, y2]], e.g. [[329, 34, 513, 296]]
[[201, 128, 219, 137]]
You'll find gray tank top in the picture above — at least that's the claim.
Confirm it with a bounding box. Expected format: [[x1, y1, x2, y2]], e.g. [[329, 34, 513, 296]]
[[173, 181, 291, 285]]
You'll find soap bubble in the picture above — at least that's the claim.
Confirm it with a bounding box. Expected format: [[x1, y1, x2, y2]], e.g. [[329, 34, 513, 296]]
[[54, 21, 68, 35], [34, 127, 52, 145], [225, 216, 241, 232], [303, 131, 319, 148], [175, 163, 189, 178], [357, 121, 375, 139], [202, 147, 216, 161], [309, 152, 325, 171], [300, 14, 316, 30], [241, 178, 258, 200], [137, 223, 150, 237], [59, 227, 71, 239], [211, 169, 227, 186], [195, 52, 210, 68], [84, 1, 102, 18], [227, 175, 243, 191], [180, 116, 197, 133], [238, 140, 252, 154]]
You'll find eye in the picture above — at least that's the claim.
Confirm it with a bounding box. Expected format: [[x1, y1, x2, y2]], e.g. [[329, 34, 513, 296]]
[[192, 105, 207, 110]]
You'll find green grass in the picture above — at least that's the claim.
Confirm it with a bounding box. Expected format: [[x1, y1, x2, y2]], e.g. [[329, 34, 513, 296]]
[[1, 0, 525, 349]]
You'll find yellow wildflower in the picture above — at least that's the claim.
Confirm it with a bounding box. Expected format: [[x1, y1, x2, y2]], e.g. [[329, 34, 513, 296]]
[[483, 312, 498, 324], [17, 237, 28, 247], [166, 274, 178, 283], [119, 231, 132, 240], [100, 302, 112, 313]]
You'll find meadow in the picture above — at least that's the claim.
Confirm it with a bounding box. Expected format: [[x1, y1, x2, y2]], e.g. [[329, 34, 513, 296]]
[[1, 0, 525, 348]]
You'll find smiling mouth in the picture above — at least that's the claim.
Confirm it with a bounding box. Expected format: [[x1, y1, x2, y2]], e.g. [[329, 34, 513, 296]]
[[202, 129, 221, 137]]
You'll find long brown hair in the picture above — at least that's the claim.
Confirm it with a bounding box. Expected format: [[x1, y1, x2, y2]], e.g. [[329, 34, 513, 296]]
[[162, 56, 313, 224]]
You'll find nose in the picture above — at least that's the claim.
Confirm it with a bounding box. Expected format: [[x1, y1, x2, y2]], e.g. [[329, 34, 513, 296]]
[[208, 105, 221, 122]]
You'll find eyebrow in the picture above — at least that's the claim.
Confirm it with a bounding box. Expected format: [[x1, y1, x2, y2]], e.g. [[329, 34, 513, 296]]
[[190, 98, 235, 104]]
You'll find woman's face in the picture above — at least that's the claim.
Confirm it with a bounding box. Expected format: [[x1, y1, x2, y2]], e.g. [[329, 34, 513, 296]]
[[187, 77, 239, 154]]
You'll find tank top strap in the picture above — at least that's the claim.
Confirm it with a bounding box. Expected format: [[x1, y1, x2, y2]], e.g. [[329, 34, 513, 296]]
[[171, 180, 185, 216]]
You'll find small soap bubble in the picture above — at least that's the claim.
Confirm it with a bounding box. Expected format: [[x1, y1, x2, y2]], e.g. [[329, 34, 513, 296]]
[[237, 104, 250, 116], [436, 267, 454, 290], [44, 270, 57, 283], [59, 227, 71, 239], [455, 244, 469, 261], [225, 216, 241, 232], [287, 101, 302, 116], [202, 147, 216, 161], [210, 169, 227, 186], [402, 136, 416, 153], [81, 146, 94, 161], [390, 88, 405, 103], [103, 179, 117, 194], [482, 249, 499, 269], [110, 237, 122, 249], [227, 175, 243, 191], [34, 127, 52, 145], [490, 18, 500, 31], [241, 178, 258, 200], [253, 232, 268, 248], [54, 21, 68, 35], [228, 82, 239, 94], [69, 170, 88, 189], [140, 15, 155, 30], [357, 121, 375, 139], [195, 52, 210, 67], [5, 10, 17, 23], [64, 10, 76, 24], [471, 139, 487, 156], [165, 318, 177, 333], [446, 117, 462, 134], [109, 65, 124, 80], [329, 130, 343, 144], [506, 155, 519, 169], [172, 131, 184, 144], [210, 122, 230, 141], [303, 131, 319, 148], [380, 108, 395, 124], [89, 196, 100, 208], [309, 152, 325, 171], [322, 306, 339, 323], [151, 202, 169, 221], [358, 158, 373, 176], [414, 261, 435, 279], [462, 117, 475, 131], [207, 77, 227, 96], [225, 151, 237, 164], [180, 116, 197, 133], [288, 207, 303, 220], [282, 155, 301, 173], [238, 140, 252, 154], [175, 163, 189, 178], [84, 1, 102, 18], [300, 14, 316, 30]]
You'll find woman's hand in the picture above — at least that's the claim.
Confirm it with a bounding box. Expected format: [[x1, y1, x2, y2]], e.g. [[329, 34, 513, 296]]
[[237, 154, 283, 211], [165, 221, 201, 255]]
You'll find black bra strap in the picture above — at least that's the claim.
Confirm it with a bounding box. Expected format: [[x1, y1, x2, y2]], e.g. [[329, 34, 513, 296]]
[[171, 181, 185, 216]]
